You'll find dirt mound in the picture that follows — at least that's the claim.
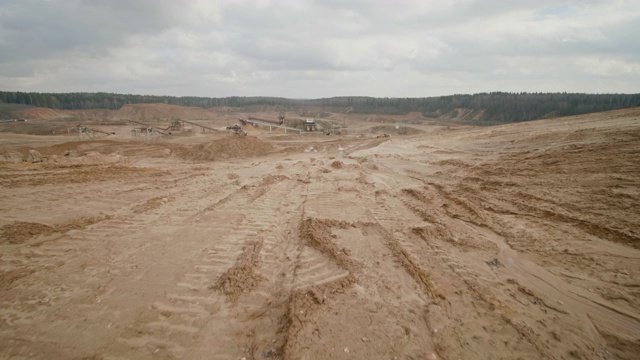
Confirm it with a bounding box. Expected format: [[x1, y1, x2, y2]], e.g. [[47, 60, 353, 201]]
[[330, 160, 344, 169], [17, 107, 70, 120], [0, 222, 54, 244], [300, 218, 358, 271], [0, 164, 162, 188], [1, 146, 129, 166], [210, 240, 264, 303], [0, 216, 111, 244], [175, 136, 273, 162], [66, 152, 130, 166], [40, 140, 119, 156], [0, 150, 24, 163], [261, 174, 289, 185], [113, 103, 221, 120]]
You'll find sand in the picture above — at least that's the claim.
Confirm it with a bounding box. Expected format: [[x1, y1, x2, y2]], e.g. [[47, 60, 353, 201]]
[[0, 108, 639, 359]]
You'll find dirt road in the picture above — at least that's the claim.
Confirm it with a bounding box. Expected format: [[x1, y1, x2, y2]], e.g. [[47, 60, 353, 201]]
[[1, 109, 639, 359]]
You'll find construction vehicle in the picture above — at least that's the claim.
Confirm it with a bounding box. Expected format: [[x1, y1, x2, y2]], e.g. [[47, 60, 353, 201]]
[[226, 124, 247, 136]]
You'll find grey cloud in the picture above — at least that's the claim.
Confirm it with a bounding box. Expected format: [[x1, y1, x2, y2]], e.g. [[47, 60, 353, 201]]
[[0, 0, 638, 97], [0, 0, 195, 61]]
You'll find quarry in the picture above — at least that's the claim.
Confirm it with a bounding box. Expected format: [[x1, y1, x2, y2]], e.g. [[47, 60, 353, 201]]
[[1, 105, 639, 359]]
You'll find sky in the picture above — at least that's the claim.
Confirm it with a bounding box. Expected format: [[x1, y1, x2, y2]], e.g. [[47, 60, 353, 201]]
[[0, 0, 639, 98]]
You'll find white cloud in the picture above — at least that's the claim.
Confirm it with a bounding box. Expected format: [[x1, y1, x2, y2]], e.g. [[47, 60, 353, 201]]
[[0, 0, 638, 97]]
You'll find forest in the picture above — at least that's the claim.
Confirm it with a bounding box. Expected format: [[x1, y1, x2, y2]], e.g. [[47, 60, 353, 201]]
[[1, 91, 638, 124]]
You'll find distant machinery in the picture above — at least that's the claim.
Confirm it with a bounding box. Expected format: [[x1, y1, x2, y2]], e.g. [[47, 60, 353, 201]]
[[324, 125, 342, 136], [238, 114, 302, 134], [180, 119, 224, 133], [76, 125, 93, 140], [168, 119, 183, 132], [304, 119, 317, 132], [226, 124, 247, 136], [247, 115, 285, 126], [128, 120, 167, 140], [74, 124, 115, 140], [131, 126, 162, 140]]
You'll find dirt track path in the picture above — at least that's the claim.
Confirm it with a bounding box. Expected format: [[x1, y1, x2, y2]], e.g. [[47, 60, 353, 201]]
[[1, 109, 639, 359]]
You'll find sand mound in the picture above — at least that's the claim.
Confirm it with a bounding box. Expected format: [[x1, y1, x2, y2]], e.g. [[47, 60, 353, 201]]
[[63, 151, 129, 166], [0, 216, 111, 244], [17, 107, 70, 120], [210, 240, 264, 303], [0, 148, 129, 166], [113, 103, 220, 120], [176, 136, 273, 162], [0, 151, 24, 163], [41, 140, 119, 156], [0, 222, 54, 244]]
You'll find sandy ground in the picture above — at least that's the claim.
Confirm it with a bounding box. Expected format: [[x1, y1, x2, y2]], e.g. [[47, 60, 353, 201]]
[[1, 108, 639, 360]]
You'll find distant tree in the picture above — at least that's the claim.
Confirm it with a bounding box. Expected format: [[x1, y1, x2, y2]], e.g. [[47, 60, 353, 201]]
[[0, 91, 638, 124]]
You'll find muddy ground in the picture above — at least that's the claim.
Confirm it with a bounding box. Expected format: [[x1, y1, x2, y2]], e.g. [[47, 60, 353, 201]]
[[1, 108, 639, 360]]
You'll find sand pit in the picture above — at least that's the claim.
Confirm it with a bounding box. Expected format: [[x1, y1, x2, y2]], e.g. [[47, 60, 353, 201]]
[[0, 108, 639, 359]]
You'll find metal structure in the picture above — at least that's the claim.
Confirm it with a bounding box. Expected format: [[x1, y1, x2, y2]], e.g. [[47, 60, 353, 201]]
[[324, 125, 342, 135], [247, 116, 285, 126], [74, 124, 115, 140], [131, 126, 164, 140], [127, 120, 168, 140], [238, 116, 302, 134], [180, 119, 225, 133], [168, 119, 183, 132], [304, 119, 317, 132], [128, 120, 168, 135], [76, 125, 94, 140], [226, 124, 247, 136]]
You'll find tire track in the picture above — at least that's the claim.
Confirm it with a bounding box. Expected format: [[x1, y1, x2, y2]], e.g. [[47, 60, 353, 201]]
[[399, 184, 626, 359], [108, 173, 306, 359], [276, 166, 441, 359], [0, 168, 247, 359]]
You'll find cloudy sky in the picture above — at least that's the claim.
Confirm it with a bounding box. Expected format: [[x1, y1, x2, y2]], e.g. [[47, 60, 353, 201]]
[[1, 0, 639, 98]]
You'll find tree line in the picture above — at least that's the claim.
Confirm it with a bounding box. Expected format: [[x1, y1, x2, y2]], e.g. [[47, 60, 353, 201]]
[[1, 91, 638, 124]]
